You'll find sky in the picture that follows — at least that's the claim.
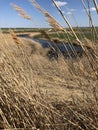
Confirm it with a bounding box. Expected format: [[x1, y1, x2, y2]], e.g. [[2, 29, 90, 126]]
[[0, 0, 98, 28]]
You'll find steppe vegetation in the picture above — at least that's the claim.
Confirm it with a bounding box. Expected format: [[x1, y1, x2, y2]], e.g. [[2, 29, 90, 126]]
[[0, 0, 98, 130]]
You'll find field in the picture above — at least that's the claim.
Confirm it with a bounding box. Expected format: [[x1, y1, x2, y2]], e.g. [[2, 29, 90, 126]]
[[2, 27, 98, 43], [0, 0, 98, 130]]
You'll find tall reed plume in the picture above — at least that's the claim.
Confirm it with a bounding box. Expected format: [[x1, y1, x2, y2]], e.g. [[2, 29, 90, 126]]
[[11, 3, 33, 45], [11, 3, 32, 20], [30, 0, 64, 31]]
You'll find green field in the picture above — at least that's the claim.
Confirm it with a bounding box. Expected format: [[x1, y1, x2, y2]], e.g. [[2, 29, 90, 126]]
[[28, 27, 98, 43], [1, 27, 98, 43]]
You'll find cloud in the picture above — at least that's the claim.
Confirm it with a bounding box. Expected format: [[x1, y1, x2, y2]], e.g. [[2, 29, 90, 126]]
[[66, 8, 76, 15], [70, 9, 76, 12], [83, 7, 96, 12], [90, 7, 96, 11], [66, 12, 72, 15], [54, 1, 67, 7]]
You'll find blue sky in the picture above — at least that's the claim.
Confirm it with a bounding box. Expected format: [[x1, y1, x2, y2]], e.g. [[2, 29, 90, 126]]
[[0, 0, 98, 28]]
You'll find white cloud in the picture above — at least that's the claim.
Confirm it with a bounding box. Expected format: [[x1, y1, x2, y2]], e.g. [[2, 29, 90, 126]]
[[66, 9, 76, 15], [70, 9, 76, 12], [66, 12, 72, 15], [83, 7, 96, 12], [54, 1, 67, 7], [62, 11, 65, 14], [90, 7, 96, 12]]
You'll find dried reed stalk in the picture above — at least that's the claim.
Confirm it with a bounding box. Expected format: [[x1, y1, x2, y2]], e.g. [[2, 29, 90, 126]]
[[80, 0, 98, 38], [30, 0, 45, 14], [52, 0, 98, 75], [30, 0, 64, 31], [93, 0, 98, 13], [11, 3, 32, 20], [51, 0, 85, 50], [45, 12, 64, 31]]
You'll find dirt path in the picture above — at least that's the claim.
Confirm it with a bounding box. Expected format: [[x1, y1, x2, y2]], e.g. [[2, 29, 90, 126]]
[[28, 32, 41, 37], [16, 32, 41, 38]]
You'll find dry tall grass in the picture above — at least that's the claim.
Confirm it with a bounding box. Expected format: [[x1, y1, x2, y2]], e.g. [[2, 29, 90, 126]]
[[0, 0, 98, 129], [0, 33, 98, 130]]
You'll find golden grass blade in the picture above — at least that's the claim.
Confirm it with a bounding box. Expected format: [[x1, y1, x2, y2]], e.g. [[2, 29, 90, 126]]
[[11, 3, 32, 20]]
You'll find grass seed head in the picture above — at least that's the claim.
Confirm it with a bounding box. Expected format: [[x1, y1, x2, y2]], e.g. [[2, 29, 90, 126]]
[[11, 3, 32, 20]]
